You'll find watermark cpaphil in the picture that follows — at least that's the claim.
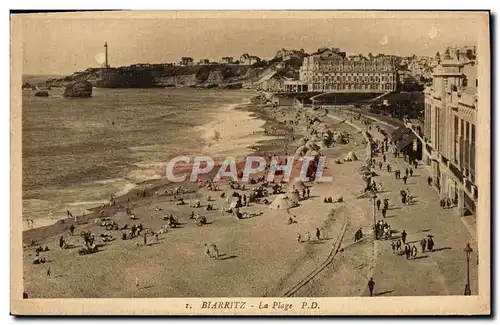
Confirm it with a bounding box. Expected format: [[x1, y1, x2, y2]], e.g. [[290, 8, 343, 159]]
[[165, 155, 333, 183]]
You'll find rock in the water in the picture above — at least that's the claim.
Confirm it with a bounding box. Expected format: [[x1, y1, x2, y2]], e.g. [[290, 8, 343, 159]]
[[34, 91, 49, 97], [63, 80, 92, 98]]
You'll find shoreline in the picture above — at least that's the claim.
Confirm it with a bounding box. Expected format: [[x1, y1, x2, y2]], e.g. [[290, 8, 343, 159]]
[[21, 93, 284, 240]]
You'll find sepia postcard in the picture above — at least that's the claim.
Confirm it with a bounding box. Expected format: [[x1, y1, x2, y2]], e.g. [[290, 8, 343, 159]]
[[10, 10, 491, 316]]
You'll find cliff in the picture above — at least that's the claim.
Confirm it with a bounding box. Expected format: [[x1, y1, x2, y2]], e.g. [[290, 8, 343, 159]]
[[45, 64, 254, 89]]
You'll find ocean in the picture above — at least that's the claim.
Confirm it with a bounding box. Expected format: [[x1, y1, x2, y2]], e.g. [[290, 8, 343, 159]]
[[22, 87, 264, 229]]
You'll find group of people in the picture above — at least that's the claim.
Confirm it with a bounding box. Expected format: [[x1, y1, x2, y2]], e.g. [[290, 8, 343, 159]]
[[440, 197, 456, 209], [399, 188, 413, 205], [374, 220, 392, 240], [390, 235, 436, 260], [376, 197, 390, 219], [297, 227, 323, 243], [204, 243, 221, 260]]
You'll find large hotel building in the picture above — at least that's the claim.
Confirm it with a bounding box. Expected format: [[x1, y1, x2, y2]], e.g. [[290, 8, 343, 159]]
[[285, 47, 397, 93], [416, 51, 478, 218]]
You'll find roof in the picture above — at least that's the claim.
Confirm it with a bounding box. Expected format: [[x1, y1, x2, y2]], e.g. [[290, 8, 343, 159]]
[[389, 126, 411, 142], [396, 134, 416, 151]]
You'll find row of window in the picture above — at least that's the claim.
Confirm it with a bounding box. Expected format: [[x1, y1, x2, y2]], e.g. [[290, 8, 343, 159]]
[[312, 83, 394, 90], [306, 65, 395, 73], [312, 76, 395, 83]]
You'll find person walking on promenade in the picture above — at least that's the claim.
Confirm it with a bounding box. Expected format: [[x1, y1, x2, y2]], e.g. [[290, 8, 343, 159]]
[[379, 161, 383, 170], [383, 154, 386, 163], [306, 187, 310, 198], [427, 176, 433, 186], [382, 207, 387, 219], [401, 230, 407, 244], [376, 199, 381, 210], [403, 175, 408, 185], [405, 168, 409, 178], [391, 241, 396, 254], [387, 164, 391, 173], [368, 278, 375, 296], [383, 198, 389, 210], [409, 167, 414, 177], [420, 238, 427, 253]]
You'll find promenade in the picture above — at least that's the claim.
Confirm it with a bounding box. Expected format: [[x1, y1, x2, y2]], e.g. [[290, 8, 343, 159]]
[[359, 114, 479, 296]]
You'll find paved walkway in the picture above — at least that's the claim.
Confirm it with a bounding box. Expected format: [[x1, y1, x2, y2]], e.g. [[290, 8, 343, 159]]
[[362, 120, 478, 296]]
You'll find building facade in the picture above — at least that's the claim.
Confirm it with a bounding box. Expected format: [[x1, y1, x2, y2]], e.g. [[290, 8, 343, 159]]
[[298, 48, 397, 93], [418, 55, 478, 217]]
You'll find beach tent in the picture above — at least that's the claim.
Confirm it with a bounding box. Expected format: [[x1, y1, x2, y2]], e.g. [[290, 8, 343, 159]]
[[344, 151, 358, 161], [286, 189, 301, 203], [269, 194, 299, 210]]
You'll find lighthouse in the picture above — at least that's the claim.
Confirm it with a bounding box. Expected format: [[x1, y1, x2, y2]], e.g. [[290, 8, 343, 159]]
[[104, 42, 109, 68]]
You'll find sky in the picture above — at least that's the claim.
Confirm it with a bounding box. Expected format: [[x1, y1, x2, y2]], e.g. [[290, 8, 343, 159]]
[[17, 12, 485, 75]]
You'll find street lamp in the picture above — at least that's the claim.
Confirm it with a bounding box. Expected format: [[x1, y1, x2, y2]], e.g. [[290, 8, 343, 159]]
[[371, 191, 377, 240], [464, 242, 473, 295]]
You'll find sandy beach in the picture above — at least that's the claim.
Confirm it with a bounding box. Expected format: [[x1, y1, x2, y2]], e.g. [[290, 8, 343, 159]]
[[23, 98, 374, 298]]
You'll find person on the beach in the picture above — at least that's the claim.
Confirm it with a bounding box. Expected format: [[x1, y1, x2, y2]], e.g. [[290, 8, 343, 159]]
[[411, 245, 418, 258], [391, 241, 396, 254], [396, 239, 402, 251], [69, 224, 75, 236], [305, 232, 310, 242], [420, 238, 427, 253], [143, 233, 147, 246], [204, 244, 212, 258], [316, 228, 321, 241], [296, 233, 302, 243], [136, 277, 139, 288], [401, 230, 407, 244], [212, 244, 220, 260], [368, 278, 375, 296]]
